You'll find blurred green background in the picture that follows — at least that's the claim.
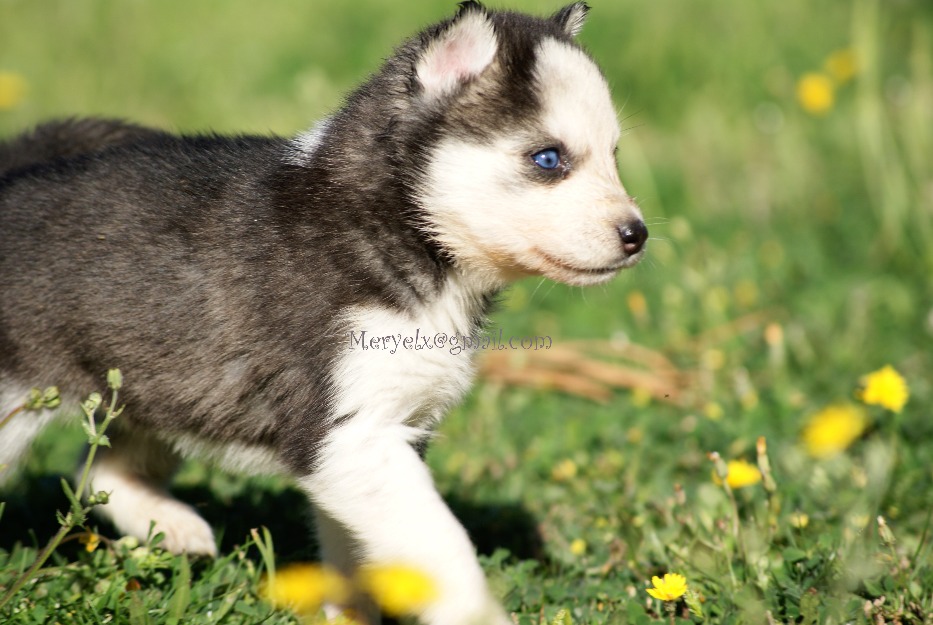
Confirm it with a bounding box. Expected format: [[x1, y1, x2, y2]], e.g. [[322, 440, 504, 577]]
[[2, 1, 932, 623]]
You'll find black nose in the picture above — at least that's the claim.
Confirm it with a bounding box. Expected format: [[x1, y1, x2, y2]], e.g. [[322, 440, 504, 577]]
[[618, 219, 648, 256]]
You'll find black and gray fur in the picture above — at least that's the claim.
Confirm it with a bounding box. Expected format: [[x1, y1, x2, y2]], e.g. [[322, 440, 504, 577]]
[[0, 4, 596, 474]]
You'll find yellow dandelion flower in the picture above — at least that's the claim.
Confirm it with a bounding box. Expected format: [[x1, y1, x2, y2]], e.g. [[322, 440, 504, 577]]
[[857, 365, 909, 413], [551, 458, 578, 482], [789, 511, 810, 529], [626, 290, 648, 320], [824, 48, 858, 84], [741, 390, 759, 411], [646, 573, 687, 601], [0, 71, 27, 110], [796, 72, 835, 115], [703, 402, 724, 421], [801, 403, 867, 458], [261, 563, 350, 614], [80, 531, 101, 553], [701, 349, 726, 371], [711, 459, 762, 489], [357, 564, 438, 617], [849, 513, 870, 529], [630, 386, 652, 407], [569, 538, 587, 556]]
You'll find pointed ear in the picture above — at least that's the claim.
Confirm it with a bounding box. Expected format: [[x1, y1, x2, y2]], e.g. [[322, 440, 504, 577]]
[[416, 3, 497, 100], [456, 0, 486, 14], [552, 2, 590, 38]]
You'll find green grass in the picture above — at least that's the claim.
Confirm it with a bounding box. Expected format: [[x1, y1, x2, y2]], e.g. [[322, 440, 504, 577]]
[[2, 0, 933, 623]]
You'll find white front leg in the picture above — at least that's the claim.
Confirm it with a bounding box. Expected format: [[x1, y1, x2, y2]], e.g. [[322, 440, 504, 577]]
[[313, 506, 379, 622], [299, 419, 510, 625]]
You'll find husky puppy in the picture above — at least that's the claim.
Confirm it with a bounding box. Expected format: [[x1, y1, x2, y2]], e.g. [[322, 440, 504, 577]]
[[0, 2, 646, 623]]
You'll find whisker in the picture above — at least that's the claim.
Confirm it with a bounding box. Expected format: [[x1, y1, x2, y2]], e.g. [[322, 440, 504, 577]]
[[616, 93, 633, 117], [528, 276, 549, 304]]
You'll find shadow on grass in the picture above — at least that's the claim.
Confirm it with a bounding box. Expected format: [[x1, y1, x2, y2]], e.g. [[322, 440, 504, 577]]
[[1, 471, 545, 564], [445, 493, 546, 562]]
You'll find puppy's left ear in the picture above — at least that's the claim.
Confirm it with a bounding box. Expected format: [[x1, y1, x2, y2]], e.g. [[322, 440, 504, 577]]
[[552, 2, 590, 38], [416, 2, 497, 100]]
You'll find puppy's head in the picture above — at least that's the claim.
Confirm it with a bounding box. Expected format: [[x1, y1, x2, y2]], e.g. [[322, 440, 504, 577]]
[[412, 2, 647, 287]]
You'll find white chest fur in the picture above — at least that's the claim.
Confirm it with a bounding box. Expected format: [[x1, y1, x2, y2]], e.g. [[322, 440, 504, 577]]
[[329, 273, 486, 439]]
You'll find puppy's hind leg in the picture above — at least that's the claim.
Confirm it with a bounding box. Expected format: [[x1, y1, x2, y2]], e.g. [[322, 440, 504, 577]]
[[85, 428, 217, 556], [0, 383, 60, 484]]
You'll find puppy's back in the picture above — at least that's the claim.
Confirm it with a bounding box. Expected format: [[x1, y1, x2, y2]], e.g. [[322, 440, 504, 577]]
[[0, 118, 166, 178]]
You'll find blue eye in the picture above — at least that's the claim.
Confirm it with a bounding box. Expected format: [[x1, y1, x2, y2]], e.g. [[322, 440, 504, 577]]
[[532, 148, 561, 170]]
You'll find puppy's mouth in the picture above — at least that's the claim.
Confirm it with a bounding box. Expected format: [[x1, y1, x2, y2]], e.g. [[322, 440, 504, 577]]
[[531, 248, 640, 285]]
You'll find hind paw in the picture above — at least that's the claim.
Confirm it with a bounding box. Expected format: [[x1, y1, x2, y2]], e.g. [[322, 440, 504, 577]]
[[93, 480, 218, 556], [141, 499, 218, 556]]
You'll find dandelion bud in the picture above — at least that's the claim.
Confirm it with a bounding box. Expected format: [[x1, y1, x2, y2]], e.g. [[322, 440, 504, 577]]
[[107, 368, 123, 391], [877, 516, 896, 546], [756, 436, 777, 493], [708, 452, 729, 481], [83, 392, 103, 414], [674, 483, 686, 506], [25, 388, 43, 410], [684, 589, 705, 618], [42, 386, 61, 409]]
